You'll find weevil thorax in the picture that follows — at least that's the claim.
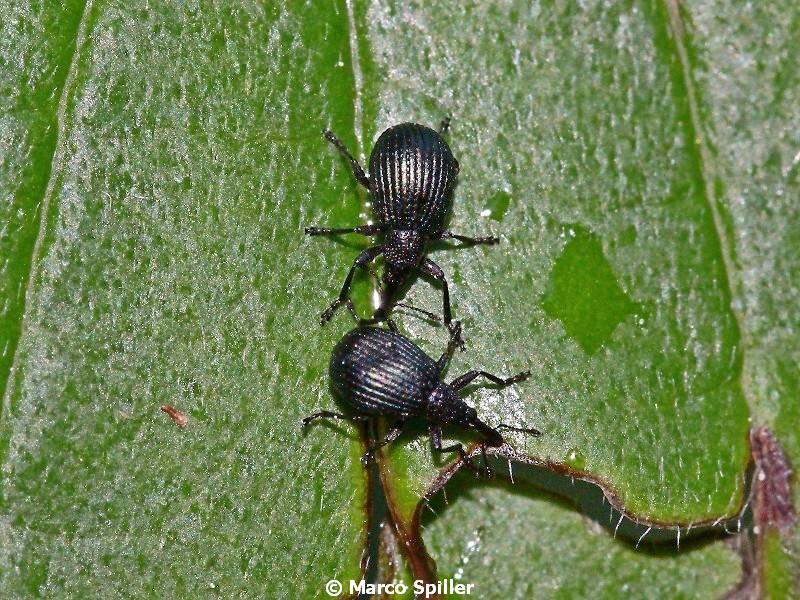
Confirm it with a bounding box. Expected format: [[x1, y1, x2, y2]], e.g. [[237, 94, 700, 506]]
[[382, 229, 425, 286], [425, 382, 477, 428]]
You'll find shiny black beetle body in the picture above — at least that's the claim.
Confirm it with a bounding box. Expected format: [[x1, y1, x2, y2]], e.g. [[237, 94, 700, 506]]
[[369, 123, 458, 235], [302, 325, 539, 469], [306, 120, 499, 338]]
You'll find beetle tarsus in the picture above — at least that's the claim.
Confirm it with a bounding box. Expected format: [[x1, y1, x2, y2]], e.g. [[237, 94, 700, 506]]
[[320, 298, 358, 325], [447, 320, 466, 352], [510, 370, 531, 383], [431, 424, 481, 475], [439, 230, 500, 245], [450, 369, 529, 390], [320, 301, 340, 325], [360, 421, 405, 465], [302, 410, 370, 429]]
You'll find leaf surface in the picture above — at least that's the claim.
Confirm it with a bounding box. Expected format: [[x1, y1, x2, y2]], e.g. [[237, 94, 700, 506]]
[[2, 0, 798, 597], [0, 2, 370, 597]]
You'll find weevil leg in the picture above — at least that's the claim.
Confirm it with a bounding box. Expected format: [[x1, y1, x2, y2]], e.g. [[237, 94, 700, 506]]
[[419, 258, 464, 350], [438, 116, 451, 135], [305, 224, 382, 237], [450, 369, 531, 391], [361, 421, 405, 464], [324, 129, 370, 189], [437, 230, 499, 245], [343, 298, 360, 323], [322, 245, 384, 325], [302, 410, 370, 428], [436, 321, 464, 373], [430, 425, 479, 475]]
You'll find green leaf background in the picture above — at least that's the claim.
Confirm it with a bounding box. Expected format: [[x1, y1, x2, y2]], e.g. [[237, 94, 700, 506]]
[[0, 0, 796, 598]]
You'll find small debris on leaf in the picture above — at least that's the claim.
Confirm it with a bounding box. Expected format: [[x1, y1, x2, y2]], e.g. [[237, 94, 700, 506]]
[[161, 405, 189, 428]]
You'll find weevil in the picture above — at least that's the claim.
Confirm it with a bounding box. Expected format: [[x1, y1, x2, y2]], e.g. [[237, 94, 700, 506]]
[[302, 324, 540, 472], [306, 120, 499, 343]]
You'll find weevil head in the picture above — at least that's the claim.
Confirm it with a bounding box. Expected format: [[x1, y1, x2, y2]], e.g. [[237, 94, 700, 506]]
[[426, 383, 505, 447]]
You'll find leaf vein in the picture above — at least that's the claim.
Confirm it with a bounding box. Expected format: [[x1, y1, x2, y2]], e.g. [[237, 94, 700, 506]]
[[0, 0, 95, 419]]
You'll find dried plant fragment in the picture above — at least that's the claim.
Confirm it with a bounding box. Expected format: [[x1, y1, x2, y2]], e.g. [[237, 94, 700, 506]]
[[750, 426, 795, 534], [161, 405, 189, 429]]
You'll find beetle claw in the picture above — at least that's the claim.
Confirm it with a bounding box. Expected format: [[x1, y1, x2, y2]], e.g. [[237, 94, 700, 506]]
[[447, 321, 466, 351], [514, 370, 532, 383], [321, 301, 340, 325]]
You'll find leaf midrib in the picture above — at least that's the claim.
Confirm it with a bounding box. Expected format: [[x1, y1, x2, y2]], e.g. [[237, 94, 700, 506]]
[[0, 0, 94, 420], [663, 0, 756, 426]]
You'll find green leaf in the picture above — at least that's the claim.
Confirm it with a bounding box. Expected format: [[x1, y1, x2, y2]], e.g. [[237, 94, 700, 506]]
[[3, 0, 797, 598], [685, 0, 800, 595], [369, 0, 797, 595], [0, 2, 371, 596], [374, 0, 749, 525], [423, 468, 741, 599], [0, 0, 86, 399]]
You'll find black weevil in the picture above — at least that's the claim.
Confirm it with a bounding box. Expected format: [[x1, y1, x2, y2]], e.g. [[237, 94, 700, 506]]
[[302, 324, 540, 472], [306, 120, 499, 342]]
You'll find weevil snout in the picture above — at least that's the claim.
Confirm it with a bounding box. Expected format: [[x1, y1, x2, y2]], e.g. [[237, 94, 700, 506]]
[[472, 418, 505, 447]]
